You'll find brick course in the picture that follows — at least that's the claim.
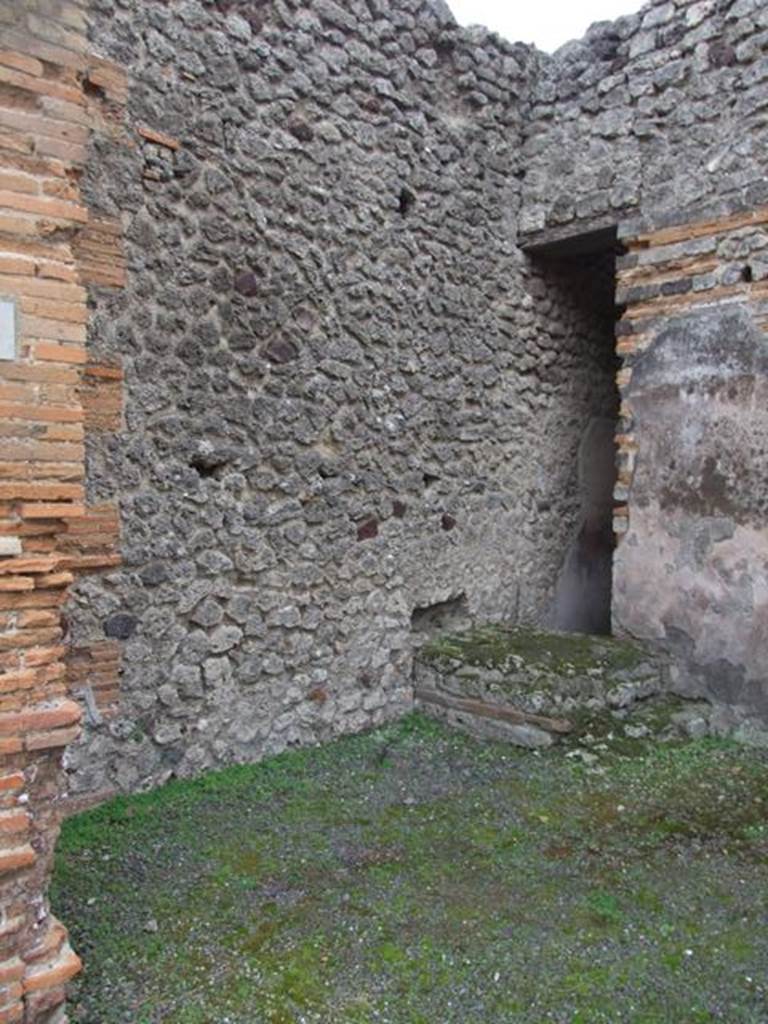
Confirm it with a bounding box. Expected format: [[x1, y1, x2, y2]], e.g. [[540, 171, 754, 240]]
[[0, 0, 124, 1018]]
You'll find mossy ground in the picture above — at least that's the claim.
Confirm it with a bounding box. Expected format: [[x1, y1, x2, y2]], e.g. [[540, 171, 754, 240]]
[[420, 625, 648, 676], [53, 714, 768, 1023]]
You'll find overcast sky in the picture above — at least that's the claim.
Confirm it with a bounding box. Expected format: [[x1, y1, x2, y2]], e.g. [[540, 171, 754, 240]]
[[447, 0, 642, 53]]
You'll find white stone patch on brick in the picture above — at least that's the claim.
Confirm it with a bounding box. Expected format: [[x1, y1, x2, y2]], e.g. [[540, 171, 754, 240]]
[[0, 299, 16, 361]]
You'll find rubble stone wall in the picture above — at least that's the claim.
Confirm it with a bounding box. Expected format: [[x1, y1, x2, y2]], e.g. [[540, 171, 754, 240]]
[[61, 0, 768, 800], [63, 0, 619, 798], [58, 0, 768, 796], [520, 0, 768, 239]]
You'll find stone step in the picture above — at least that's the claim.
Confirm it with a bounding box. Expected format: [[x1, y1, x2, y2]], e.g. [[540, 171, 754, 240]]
[[412, 624, 730, 750]]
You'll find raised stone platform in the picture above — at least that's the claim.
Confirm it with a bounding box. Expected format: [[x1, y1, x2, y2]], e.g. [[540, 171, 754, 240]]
[[413, 625, 725, 751]]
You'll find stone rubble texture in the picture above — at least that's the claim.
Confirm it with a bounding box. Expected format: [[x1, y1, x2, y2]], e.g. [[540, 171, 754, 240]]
[[65, 0, 627, 797], [66, 0, 768, 801], [414, 624, 768, 750], [1, 0, 768, 1018], [412, 624, 711, 748]]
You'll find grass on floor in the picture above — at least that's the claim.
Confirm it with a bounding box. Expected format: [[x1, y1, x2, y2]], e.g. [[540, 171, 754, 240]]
[[52, 714, 768, 1023]]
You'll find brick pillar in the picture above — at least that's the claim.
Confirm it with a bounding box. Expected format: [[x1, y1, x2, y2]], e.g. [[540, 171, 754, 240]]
[[0, 1, 126, 1019], [613, 204, 768, 539], [612, 205, 768, 707]]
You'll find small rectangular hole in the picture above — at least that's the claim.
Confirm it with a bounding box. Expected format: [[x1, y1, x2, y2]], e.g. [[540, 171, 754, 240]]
[[411, 593, 469, 634]]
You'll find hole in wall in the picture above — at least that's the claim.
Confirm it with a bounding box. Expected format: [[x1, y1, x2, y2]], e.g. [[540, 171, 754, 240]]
[[433, 37, 456, 65], [81, 77, 108, 102], [423, 472, 440, 488], [189, 443, 231, 479], [411, 593, 469, 635], [190, 457, 219, 479], [398, 187, 416, 217], [742, 265, 753, 283]]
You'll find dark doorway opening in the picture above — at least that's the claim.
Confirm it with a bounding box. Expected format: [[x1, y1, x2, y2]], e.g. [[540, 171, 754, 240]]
[[524, 226, 623, 635]]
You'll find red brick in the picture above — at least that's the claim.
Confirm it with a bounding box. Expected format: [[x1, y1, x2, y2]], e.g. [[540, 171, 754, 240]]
[[0, 128, 32, 156], [0, 593, 64, 611], [0, 628, 63, 651], [24, 13, 88, 59], [0, 673, 37, 695], [42, 424, 83, 442], [84, 364, 123, 381], [0, 52, 44, 78], [23, 944, 81, 993], [0, 440, 81, 464], [0, 460, 84, 480], [0, 384, 34, 403], [85, 59, 127, 102], [0, 192, 86, 224], [0, 110, 89, 149], [21, 317, 86, 343], [36, 260, 78, 283], [0, 214, 35, 237], [138, 124, 179, 149], [0, 64, 81, 106], [0, 846, 35, 875], [33, 570, 75, 587], [25, 725, 80, 751], [23, 646, 65, 667], [0, 812, 29, 836], [16, 610, 58, 628], [33, 137, 86, 164], [0, 580, 34, 594], [23, 921, 66, 964], [0, 957, 24, 986], [20, 504, 83, 520], [0, 998, 23, 1023], [0, 172, 37, 196], [0, 557, 61, 576], [31, 340, 87, 362], [0, 699, 80, 736], [0, 484, 83, 501], [22, 298, 87, 325], [0, 274, 85, 303], [0, 776, 23, 794], [0, 257, 31, 276]]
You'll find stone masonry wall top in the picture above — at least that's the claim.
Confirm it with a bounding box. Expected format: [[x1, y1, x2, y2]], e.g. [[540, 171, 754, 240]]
[[521, 0, 768, 239]]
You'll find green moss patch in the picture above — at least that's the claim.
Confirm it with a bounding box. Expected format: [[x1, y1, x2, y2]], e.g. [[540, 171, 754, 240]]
[[420, 624, 649, 675], [53, 715, 768, 1023]]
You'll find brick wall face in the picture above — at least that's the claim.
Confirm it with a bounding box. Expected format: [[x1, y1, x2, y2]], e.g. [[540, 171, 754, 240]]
[[0, 0, 124, 1018], [612, 206, 768, 719]]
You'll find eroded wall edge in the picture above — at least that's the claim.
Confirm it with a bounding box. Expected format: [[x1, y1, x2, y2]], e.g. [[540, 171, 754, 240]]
[[0, 0, 125, 1018], [613, 203, 768, 714]]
